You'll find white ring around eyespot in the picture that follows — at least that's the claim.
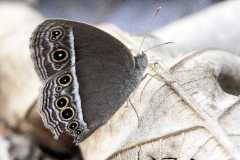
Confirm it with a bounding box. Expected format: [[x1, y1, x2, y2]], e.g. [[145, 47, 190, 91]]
[[60, 107, 75, 121], [56, 73, 73, 87], [49, 28, 64, 41], [54, 96, 70, 110], [67, 121, 79, 131], [50, 49, 69, 63]]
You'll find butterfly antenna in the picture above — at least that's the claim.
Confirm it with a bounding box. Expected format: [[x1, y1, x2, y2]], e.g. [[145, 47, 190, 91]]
[[143, 41, 174, 53], [138, 6, 162, 54]]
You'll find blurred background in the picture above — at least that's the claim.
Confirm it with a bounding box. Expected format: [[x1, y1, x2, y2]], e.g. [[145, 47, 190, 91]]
[[35, 0, 224, 33]]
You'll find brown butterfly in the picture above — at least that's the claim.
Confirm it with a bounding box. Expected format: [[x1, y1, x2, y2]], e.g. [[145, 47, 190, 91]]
[[30, 19, 147, 144]]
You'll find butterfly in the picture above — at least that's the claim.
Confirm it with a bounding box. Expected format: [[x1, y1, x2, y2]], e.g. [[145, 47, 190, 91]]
[[30, 19, 147, 144]]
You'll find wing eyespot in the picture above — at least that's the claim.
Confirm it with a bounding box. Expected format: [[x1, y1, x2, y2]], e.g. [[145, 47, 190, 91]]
[[75, 127, 84, 136], [55, 86, 62, 92], [57, 73, 72, 87], [67, 121, 78, 131], [50, 49, 69, 63], [49, 28, 64, 41], [55, 96, 69, 110], [60, 107, 75, 121]]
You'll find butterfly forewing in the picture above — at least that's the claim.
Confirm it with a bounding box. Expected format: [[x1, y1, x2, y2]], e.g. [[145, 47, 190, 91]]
[[30, 20, 74, 80]]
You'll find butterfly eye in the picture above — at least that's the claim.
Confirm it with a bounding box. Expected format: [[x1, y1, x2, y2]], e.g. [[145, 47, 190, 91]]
[[61, 107, 75, 120], [57, 73, 72, 87], [68, 122, 78, 130], [51, 49, 69, 63], [55, 96, 69, 109], [50, 29, 63, 41]]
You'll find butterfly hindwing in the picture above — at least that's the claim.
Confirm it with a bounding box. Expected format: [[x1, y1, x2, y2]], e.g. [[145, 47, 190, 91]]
[[40, 69, 88, 143]]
